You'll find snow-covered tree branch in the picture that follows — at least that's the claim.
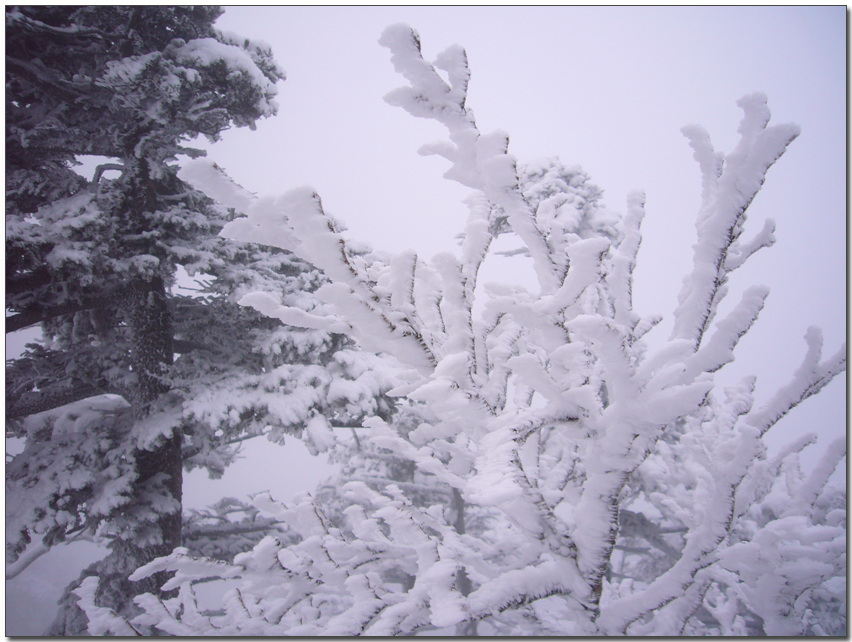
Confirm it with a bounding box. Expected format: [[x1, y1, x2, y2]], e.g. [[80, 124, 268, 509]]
[[90, 23, 844, 636]]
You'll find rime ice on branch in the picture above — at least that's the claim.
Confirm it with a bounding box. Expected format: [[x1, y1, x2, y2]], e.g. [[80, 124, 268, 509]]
[[111, 23, 846, 636]]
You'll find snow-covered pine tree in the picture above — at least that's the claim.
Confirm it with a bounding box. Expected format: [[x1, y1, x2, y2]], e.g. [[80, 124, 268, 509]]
[[5, 7, 279, 632], [101, 24, 844, 635], [6, 7, 391, 634]]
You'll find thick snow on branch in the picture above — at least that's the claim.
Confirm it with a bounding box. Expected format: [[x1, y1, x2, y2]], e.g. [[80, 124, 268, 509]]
[[672, 93, 800, 350], [170, 37, 280, 117]]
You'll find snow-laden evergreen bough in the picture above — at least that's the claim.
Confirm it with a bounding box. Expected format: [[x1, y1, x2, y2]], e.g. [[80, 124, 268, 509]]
[[97, 24, 846, 635]]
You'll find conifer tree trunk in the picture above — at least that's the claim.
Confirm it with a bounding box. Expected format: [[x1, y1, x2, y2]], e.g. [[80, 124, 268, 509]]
[[48, 275, 184, 635], [124, 274, 183, 597]]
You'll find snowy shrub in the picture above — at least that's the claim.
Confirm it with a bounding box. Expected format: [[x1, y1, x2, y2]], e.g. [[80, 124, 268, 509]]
[[85, 23, 845, 636]]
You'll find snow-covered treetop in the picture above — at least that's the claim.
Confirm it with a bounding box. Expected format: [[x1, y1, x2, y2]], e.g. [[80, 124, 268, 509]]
[[6, 6, 286, 323], [6, 5, 284, 194]]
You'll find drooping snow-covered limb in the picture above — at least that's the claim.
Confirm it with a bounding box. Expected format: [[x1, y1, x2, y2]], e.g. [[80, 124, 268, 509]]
[[671, 93, 800, 350]]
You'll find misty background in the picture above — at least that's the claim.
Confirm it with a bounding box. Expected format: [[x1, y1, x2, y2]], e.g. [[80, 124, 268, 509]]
[[6, 6, 845, 635]]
